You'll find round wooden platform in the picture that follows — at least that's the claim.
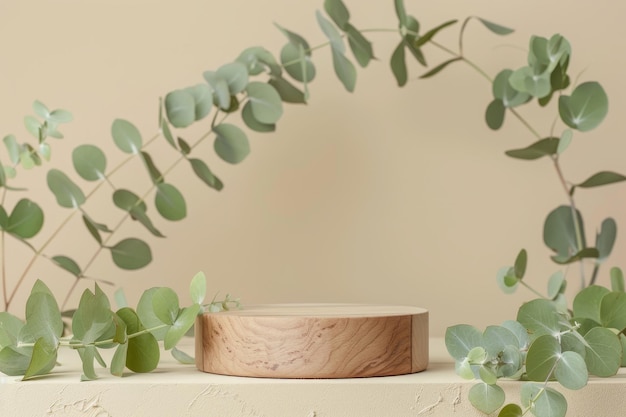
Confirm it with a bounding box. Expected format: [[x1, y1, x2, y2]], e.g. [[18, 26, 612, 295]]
[[195, 304, 428, 378]]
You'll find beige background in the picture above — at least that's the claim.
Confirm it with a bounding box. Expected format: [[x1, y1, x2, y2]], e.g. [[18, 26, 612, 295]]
[[0, 0, 624, 336]]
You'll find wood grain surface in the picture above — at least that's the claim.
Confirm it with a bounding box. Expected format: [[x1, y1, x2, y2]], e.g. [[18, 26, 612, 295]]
[[195, 304, 428, 378]]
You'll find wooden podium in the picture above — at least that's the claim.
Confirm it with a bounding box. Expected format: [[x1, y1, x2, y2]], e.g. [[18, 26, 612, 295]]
[[195, 304, 428, 378]]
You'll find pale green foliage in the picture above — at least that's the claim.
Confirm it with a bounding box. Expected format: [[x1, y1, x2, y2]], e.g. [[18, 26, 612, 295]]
[[0, 272, 231, 380]]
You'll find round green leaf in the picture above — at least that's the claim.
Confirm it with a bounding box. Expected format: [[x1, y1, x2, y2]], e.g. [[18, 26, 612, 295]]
[[468, 382, 505, 415], [116, 307, 160, 373], [6, 198, 44, 238], [0, 312, 24, 348], [111, 119, 142, 154], [559, 81, 608, 132], [213, 123, 250, 164], [216, 62, 249, 95], [445, 324, 483, 360], [136, 288, 169, 340], [0, 345, 32, 376], [280, 43, 316, 83], [245, 82, 283, 124], [165, 89, 195, 128], [151, 287, 179, 326], [73, 144, 107, 181], [185, 84, 213, 121], [547, 271, 566, 299], [483, 325, 519, 357], [611, 267, 625, 292], [501, 320, 529, 350], [268, 77, 306, 104], [155, 182, 187, 221], [202, 71, 231, 110], [109, 238, 152, 270], [47, 169, 86, 208], [113, 189, 147, 213], [526, 334, 560, 381], [555, 351, 587, 390], [242, 101, 276, 133], [584, 326, 622, 377], [543, 205, 585, 261], [573, 285, 609, 323], [522, 384, 567, 417], [498, 404, 523, 417], [600, 291, 626, 330], [517, 299, 560, 337], [496, 266, 519, 294], [236, 46, 282, 76], [492, 69, 530, 107], [23, 337, 58, 380]]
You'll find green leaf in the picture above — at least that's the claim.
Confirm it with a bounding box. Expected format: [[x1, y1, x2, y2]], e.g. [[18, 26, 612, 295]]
[[3, 134, 20, 164], [171, 346, 195, 364], [573, 285, 609, 323], [496, 266, 519, 294], [109, 238, 152, 270], [498, 404, 523, 417], [0, 312, 24, 348], [189, 158, 223, 191], [505, 137, 559, 160], [543, 205, 585, 261], [445, 324, 483, 360], [551, 247, 599, 265], [24, 115, 42, 140], [483, 325, 519, 357], [47, 169, 86, 208], [52, 255, 81, 277], [501, 320, 529, 349], [213, 123, 250, 164], [216, 62, 249, 95], [268, 77, 306, 104], [509, 66, 551, 98], [324, 0, 350, 29], [111, 119, 142, 154], [331, 47, 357, 92], [521, 384, 567, 417], [485, 99, 505, 130], [419, 57, 462, 79], [113, 189, 164, 238], [242, 101, 276, 133], [576, 171, 626, 190], [177, 137, 191, 155], [275, 23, 311, 52], [596, 218, 617, 261], [185, 84, 213, 121], [19, 287, 63, 348], [403, 17, 426, 66], [165, 89, 195, 128], [517, 299, 560, 338], [160, 118, 177, 149], [38, 143, 51, 162], [236, 46, 282, 77], [390, 42, 407, 87], [345, 24, 374, 67], [49, 108, 73, 124], [140, 151, 164, 184], [492, 69, 531, 107], [0, 345, 32, 376], [559, 81, 608, 132], [72, 285, 113, 345], [245, 82, 284, 124], [547, 271, 566, 300], [280, 42, 316, 83], [611, 267, 624, 292], [584, 327, 621, 377], [526, 334, 560, 381], [22, 337, 57, 380], [137, 288, 169, 340], [190, 271, 207, 305], [6, 198, 44, 239], [316, 10, 345, 53], [73, 144, 107, 181], [394, 0, 408, 26], [468, 383, 505, 415], [513, 249, 527, 279], [202, 71, 231, 110], [600, 292, 626, 330], [414, 20, 458, 48], [116, 307, 160, 373], [477, 18, 514, 35], [164, 304, 200, 350], [76, 346, 99, 381], [152, 287, 179, 326], [155, 182, 186, 221]]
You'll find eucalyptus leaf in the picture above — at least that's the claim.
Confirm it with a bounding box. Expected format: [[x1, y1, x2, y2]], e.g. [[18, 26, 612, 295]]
[[160, 118, 177, 149], [345, 24, 374, 67], [245, 82, 284, 124], [316, 10, 345, 53], [216, 62, 249, 95], [483, 325, 519, 357], [280, 42, 316, 83], [420, 57, 462, 79], [109, 238, 152, 270], [543, 205, 585, 260], [573, 285, 609, 323], [331, 47, 357, 92], [324, 0, 350, 29], [485, 99, 505, 130], [236, 46, 282, 76], [47, 169, 86, 208], [51, 255, 81, 277], [599, 291, 626, 330], [6, 198, 44, 239], [468, 382, 505, 415], [171, 346, 195, 364], [22, 337, 58, 380], [185, 84, 213, 121], [73, 144, 106, 181], [177, 137, 191, 155], [76, 346, 99, 381], [522, 384, 567, 417], [575, 171, 626, 190], [213, 123, 250, 164], [116, 307, 160, 373], [0, 345, 32, 376], [394, 0, 408, 26], [390, 42, 407, 87], [496, 266, 519, 294], [498, 404, 523, 417], [525, 334, 560, 381], [3, 134, 19, 164], [268, 77, 307, 104], [189, 158, 223, 191], [136, 288, 169, 340], [492, 69, 531, 107], [477, 17, 514, 35], [547, 271, 566, 300], [141, 151, 164, 184], [155, 182, 187, 221], [242, 101, 276, 132], [72, 285, 113, 344], [151, 287, 179, 326], [165, 89, 195, 128], [111, 119, 142, 154], [559, 82, 608, 132], [164, 304, 200, 350], [611, 267, 625, 292], [111, 342, 128, 377], [583, 326, 621, 377], [414, 20, 458, 48], [190, 271, 207, 305], [505, 137, 559, 160], [513, 249, 527, 279], [596, 217, 617, 261], [445, 324, 483, 360], [517, 299, 560, 338]]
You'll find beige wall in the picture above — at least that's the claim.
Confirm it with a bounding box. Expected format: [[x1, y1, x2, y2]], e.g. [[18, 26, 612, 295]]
[[1, 0, 625, 336]]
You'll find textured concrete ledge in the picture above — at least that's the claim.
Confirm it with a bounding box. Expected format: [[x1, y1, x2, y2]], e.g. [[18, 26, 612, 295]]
[[1, 339, 625, 417]]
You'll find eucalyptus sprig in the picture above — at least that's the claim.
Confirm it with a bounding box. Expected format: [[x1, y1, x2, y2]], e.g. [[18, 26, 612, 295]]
[[0, 271, 238, 380]]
